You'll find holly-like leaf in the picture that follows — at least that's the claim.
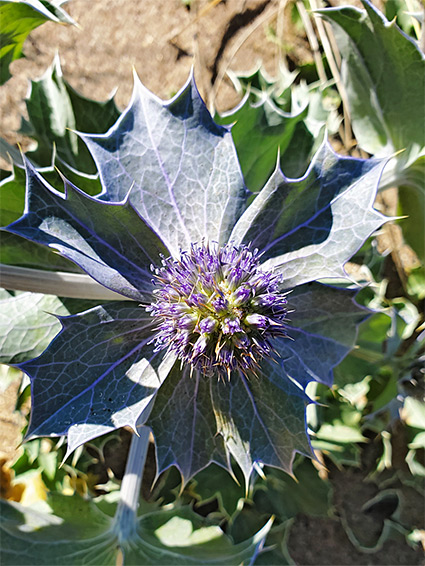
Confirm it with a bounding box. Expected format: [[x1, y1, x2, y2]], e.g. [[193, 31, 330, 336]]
[[148, 284, 368, 483], [254, 458, 332, 522], [18, 303, 173, 455], [18, 56, 120, 173], [7, 161, 168, 301], [317, 0, 425, 162], [0, 1, 74, 85], [397, 155, 425, 260], [0, 162, 102, 273], [217, 90, 307, 193], [279, 282, 369, 388], [148, 365, 228, 483], [231, 141, 387, 288], [0, 159, 102, 227], [2, 73, 389, 483], [211, 368, 312, 485], [149, 359, 311, 485], [0, 495, 270, 565], [81, 72, 247, 256], [0, 292, 67, 364]]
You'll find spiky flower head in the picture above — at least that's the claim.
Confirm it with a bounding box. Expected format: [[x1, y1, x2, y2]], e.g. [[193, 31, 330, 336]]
[[149, 243, 289, 380]]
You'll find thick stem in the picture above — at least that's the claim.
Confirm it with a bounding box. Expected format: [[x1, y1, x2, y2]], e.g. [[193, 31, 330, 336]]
[[0, 264, 126, 300], [112, 426, 150, 544]]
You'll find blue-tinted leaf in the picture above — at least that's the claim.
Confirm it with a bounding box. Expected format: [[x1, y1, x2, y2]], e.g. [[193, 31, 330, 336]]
[[277, 282, 369, 388], [149, 360, 311, 484], [6, 161, 168, 301], [149, 284, 366, 482], [18, 303, 173, 454], [211, 368, 311, 484], [148, 363, 310, 486], [148, 365, 228, 483], [0, 495, 270, 566], [232, 141, 387, 288], [81, 73, 247, 255], [0, 162, 102, 273]]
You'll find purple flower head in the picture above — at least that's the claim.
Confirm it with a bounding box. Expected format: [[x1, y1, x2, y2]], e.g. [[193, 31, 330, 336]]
[[149, 243, 288, 380]]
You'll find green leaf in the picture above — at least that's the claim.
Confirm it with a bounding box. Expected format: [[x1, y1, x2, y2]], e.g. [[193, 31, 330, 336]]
[[0, 292, 68, 364], [0, 232, 83, 271], [19, 56, 120, 173], [315, 422, 367, 444], [254, 458, 332, 522], [0, 495, 270, 565], [230, 141, 387, 289], [217, 91, 307, 193], [190, 464, 244, 520], [317, 0, 425, 161], [333, 310, 405, 387], [0, 0, 74, 85], [222, 66, 340, 187], [0, 164, 26, 226], [124, 507, 271, 565], [397, 156, 425, 260]]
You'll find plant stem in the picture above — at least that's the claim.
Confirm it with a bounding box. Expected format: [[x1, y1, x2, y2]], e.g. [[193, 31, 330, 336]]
[[112, 426, 150, 544], [0, 264, 126, 300]]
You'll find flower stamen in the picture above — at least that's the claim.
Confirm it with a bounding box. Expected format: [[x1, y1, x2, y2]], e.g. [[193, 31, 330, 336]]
[[148, 243, 290, 380]]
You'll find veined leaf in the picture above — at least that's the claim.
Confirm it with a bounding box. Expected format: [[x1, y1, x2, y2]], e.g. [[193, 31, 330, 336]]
[[7, 161, 168, 301], [19, 56, 120, 173], [148, 365, 228, 483], [81, 72, 247, 256], [278, 282, 369, 388], [0, 292, 67, 364], [231, 141, 387, 288], [18, 303, 174, 455], [0, 495, 270, 565], [317, 0, 425, 163]]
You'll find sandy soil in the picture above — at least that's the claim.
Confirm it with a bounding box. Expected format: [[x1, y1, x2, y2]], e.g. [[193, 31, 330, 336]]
[[1, 0, 285, 161]]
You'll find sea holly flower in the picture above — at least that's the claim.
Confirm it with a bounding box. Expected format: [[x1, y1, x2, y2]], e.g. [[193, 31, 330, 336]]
[[148, 243, 289, 380], [4, 72, 388, 484]]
